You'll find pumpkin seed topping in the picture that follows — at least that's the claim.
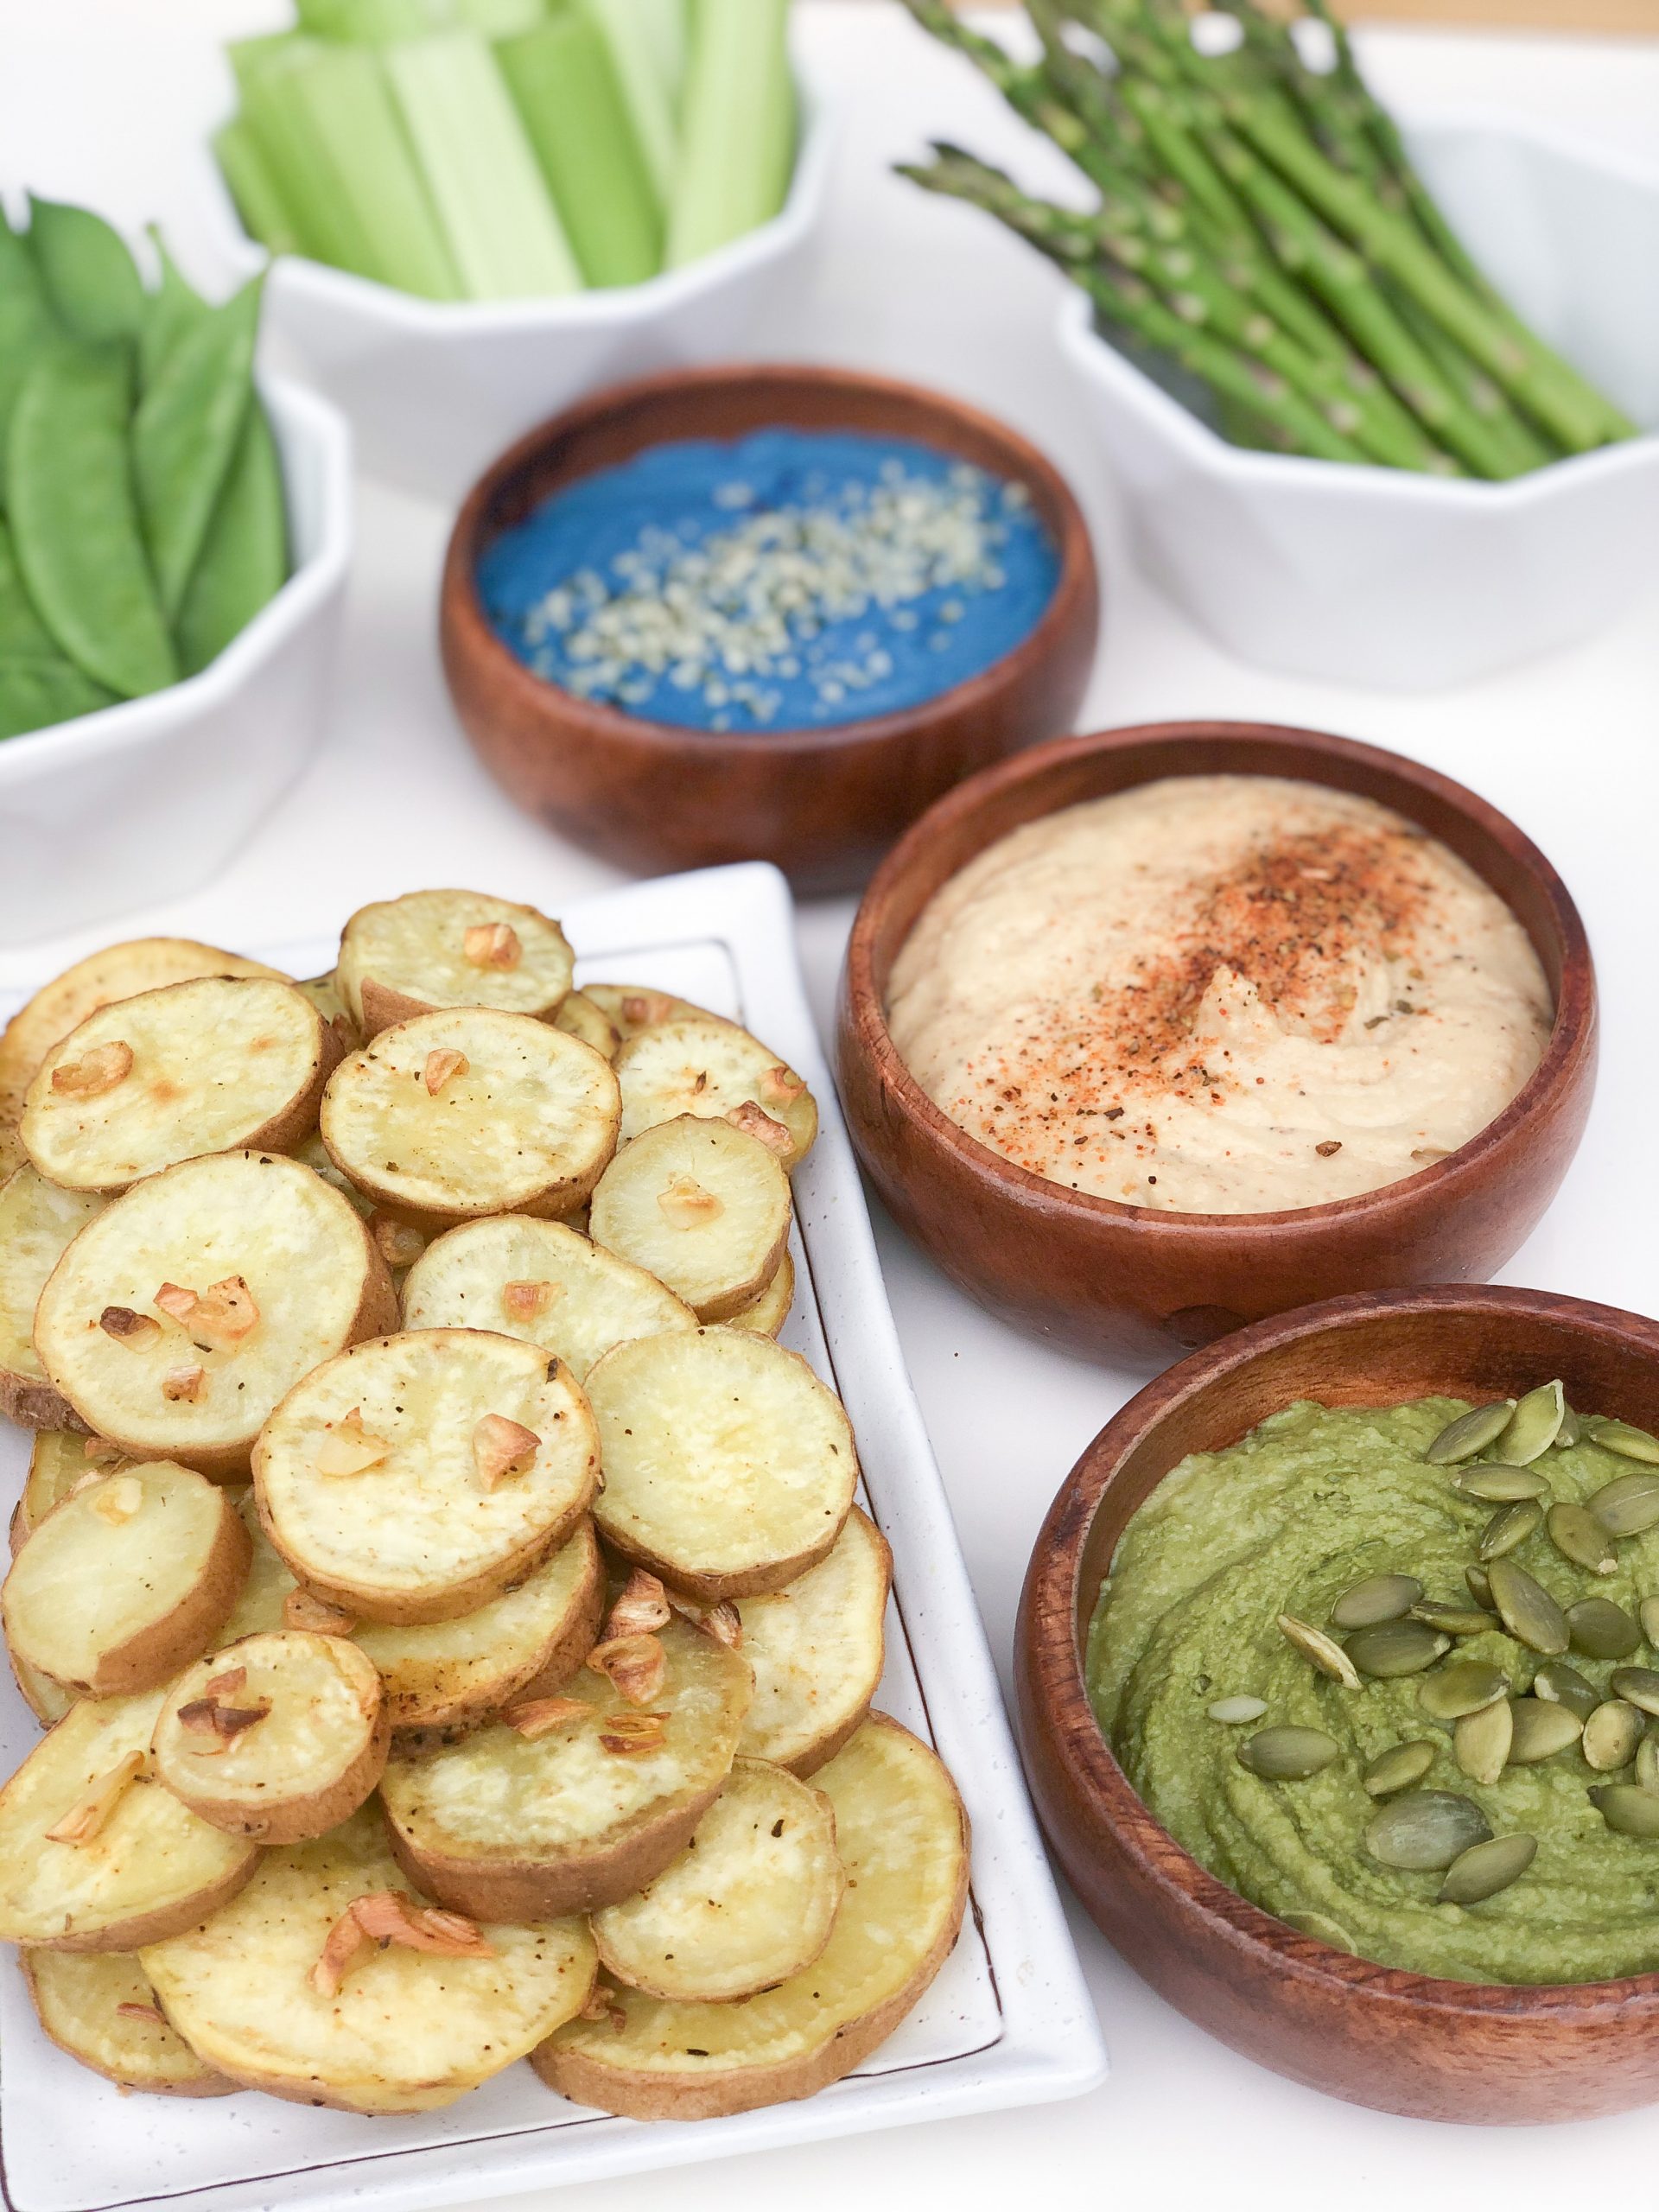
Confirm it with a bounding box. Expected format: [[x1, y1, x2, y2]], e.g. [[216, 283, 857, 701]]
[[1412, 1601, 1497, 1637], [1344, 1619, 1449, 1679], [1364, 1790, 1492, 1871], [1438, 1833, 1536, 1905], [1277, 1614, 1361, 1688], [1531, 1660, 1599, 1720], [1609, 1667, 1659, 1719], [1237, 1725, 1340, 1780], [1506, 1697, 1584, 1764], [1207, 1695, 1268, 1724], [1590, 1783, 1659, 1838], [1453, 1697, 1513, 1785], [1557, 1404, 1583, 1450], [1497, 1381, 1566, 1465], [1566, 1598, 1640, 1662], [1643, 1597, 1659, 1649], [1478, 1500, 1542, 1562], [1329, 1574, 1422, 1631], [1591, 1420, 1659, 1467], [1425, 1401, 1516, 1465], [1362, 1741, 1436, 1797], [1547, 1502, 1618, 1576], [1590, 1472, 1659, 1537], [1418, 1661, 1507, 1721], [1486, 1559, 1569, 1656], [1453, 1465, 1549, 1503], [1281, 1908, 1357, 1953], [1582, 1700, 1643, 1772], [1637, 1735, 1659, 1793], [1465, 1565, 1497, 1612]]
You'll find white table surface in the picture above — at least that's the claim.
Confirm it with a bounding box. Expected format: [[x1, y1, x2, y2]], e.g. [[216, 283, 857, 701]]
[[4, 3, 1659, 2204]]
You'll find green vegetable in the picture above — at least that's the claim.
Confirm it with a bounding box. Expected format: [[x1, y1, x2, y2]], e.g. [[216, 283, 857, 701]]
[[25, 196, 146, 345], [0, 213, 55, 512], [896, 0, 1635, 475], [499, 15, 662, 287], [133, 276, 262, 621], [7, 340, 177, 699], [0, 656, 117, 742], [0, 518, 56, 658], [212, 118, 307, 259], [175, 399, 289, 678], [667, 0, 794, 270], [579, 0, 686, 204], [232, 35, 384, 276], [383, 32, 582, 298], [140, 234, 213, 392]]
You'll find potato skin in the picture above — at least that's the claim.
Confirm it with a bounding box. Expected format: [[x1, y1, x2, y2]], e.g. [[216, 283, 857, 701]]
[[600, 1522, 843, 1607], [382, 1777, 729, 1925], [28, 1485, 251, 1700], [35, 1855, 261, 1957], [0, 1373, 86, 1433]]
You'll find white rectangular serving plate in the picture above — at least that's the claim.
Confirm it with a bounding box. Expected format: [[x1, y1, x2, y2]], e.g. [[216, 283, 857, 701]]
[[0, 861, 1106, 2212]]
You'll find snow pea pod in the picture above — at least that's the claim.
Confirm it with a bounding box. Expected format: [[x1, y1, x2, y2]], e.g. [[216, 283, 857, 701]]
[[133, 275, 262, 620], [0, 654, 116, 741], [139, 234, 212, 392], [175, 396, 289, 677], [8, 341, 177, 699], [26, 195, 146, 345], [0, 518, 54, 657], [0, 215, 55, 512]]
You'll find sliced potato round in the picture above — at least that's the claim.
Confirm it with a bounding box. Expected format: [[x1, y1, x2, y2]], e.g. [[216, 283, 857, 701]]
[[728, 1249, 795, 1338], [358, 1518, 605, 1744], [381, 1611, 753, 1921], [320, 1008, 620, 1229], [140, 1807, 596, 2114], [13, 1431, 128, 1554], [254, 1328, 600, 1624], [291, 1129, 372, 1217], [555, 989, 620, 1059], [583, 985, 725, 1043], [737, 1508, 891, 1774], [337, 889, 575, 1036], [402, 1213, 696, 1379], [22, 1949, 233, 2097], [536, 1714, 969, 2119], [0, 939, 287, 1181], [589, 1117, 791, 1323], [152, 1630, 388, 1844], [21, 978, 338, 1194], [219, 1491, 299, 1640], [3, 1461, 250, 1699], [32, 1150, 398, 1480], [0, 1168, 105, 1427], [0, 1692, 258, 1949], [592, 1758, 843, 2003], [587, 1330, 857, 1600], [615, 1017, 817, 1169]]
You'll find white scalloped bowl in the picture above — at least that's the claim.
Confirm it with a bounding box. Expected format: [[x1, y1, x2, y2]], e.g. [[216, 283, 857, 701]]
[[1058, 116, 1659, 690], [207, 103, 837, 506], [0, 376, 352, 949]]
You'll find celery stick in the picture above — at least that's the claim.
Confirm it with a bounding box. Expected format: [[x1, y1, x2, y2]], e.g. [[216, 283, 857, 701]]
[[286, 46, 461, 296], [294, 0, 454, 38], [454, 0, 546, 33], [233, 39, 380, 275], [383, 33, 582, 299], [666, 0, 793, 270], [579, 0, 684, 204], [499, 16, 661, 287], [213, 119, 304, 257]]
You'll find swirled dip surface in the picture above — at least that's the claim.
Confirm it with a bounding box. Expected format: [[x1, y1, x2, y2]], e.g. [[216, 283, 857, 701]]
[[885, 775, 1552, 1213], [1087, 1399, 1659, 1986]]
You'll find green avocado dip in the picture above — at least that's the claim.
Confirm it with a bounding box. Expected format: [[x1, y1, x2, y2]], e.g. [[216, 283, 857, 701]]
[[1086, 1393, 1659, 1986]]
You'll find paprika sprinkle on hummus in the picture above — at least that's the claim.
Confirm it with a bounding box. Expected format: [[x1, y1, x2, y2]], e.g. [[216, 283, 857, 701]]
[[886, 776, 1552, 1215]]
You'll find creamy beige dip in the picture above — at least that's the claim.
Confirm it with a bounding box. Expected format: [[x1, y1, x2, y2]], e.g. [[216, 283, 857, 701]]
[[886, 775, 1553, 1214]]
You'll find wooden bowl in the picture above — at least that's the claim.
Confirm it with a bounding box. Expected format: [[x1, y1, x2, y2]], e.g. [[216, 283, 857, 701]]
[[1016, 1284, 1659, 2123], [439, 365, 1099, 896], [836, 721, 1597, 1365]]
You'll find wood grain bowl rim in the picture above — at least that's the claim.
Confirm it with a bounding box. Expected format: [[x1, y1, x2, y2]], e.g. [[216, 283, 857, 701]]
[[842, 719, 1596, 1241], [1020, 1282, 1659, 2022], [439, 362, 1099, 760]]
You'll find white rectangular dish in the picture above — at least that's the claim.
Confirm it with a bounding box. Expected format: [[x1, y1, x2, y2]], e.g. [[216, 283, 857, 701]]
[[0, 860, 1105, 2212]]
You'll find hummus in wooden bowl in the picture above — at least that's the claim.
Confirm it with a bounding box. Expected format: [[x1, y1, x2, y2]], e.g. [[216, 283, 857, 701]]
[[836, 721, 1596, 1365]]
